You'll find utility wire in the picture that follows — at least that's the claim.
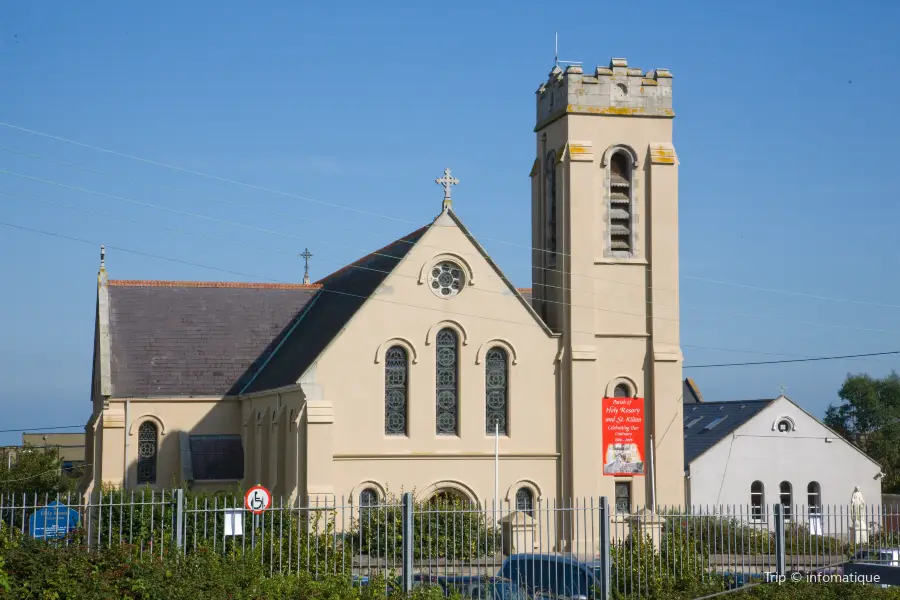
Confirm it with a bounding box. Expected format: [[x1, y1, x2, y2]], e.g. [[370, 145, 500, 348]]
[[684, 351, 900, 369], [0, 123, 415, 224], [2, 127, 898, 312], [3, 174, 899, 339], [0, 216, 816, 359], [715, 434, 736, 506], [0, 186, 861, 356], [0, 425, 84, 435], [1, 215, 897, 364]]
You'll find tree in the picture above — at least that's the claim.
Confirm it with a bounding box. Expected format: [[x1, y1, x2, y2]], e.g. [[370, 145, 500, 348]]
[[824, 371, 900, 493], [0, 443, 78, 499]]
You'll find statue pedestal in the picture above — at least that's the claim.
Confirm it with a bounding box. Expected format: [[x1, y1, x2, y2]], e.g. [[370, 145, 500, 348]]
[[500, 511, 537, 556], [627, 508, 666, 547], [850, 524, 869, 544]]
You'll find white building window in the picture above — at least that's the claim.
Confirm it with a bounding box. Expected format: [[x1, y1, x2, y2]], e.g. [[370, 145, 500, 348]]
[[807, 481, 821, 516], [779, 481, 793, 521], [750, 480, 765, 521]]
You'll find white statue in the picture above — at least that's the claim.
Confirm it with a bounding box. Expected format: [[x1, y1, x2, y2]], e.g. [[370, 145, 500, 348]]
[[851, 486, 866, 526]]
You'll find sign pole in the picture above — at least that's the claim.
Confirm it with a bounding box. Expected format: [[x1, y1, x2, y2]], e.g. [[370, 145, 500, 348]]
[[649, 434, 657, 511]]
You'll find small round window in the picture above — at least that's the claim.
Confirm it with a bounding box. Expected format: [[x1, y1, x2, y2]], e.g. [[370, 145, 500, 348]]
[[429, 261, 465, 298], [776, 419, 793, 433]]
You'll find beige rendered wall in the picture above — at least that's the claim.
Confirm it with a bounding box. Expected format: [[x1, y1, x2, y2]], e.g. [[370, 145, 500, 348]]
[[534, 62, 685, 510], [91, 397, 241, 491], [303, 213, 561, 510]]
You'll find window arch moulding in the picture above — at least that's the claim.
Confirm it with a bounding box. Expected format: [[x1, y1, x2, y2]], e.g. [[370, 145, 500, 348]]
[[600, 144, 640, 168], [349, 480, 387, 502], [475, 339, 518, 365], [772, 416, 797, 432], [374, 337, 419, 364], [425, 320, 469, 346], [504, 479, 543, 504], [605, 376, 640, 398], [417, 253, 476, 287], [416, 480, 480, 507], [128, 415, 166, 437]]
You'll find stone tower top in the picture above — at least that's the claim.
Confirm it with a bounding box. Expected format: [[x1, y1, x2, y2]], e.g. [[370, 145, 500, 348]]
[[535, 57, 673, 130]]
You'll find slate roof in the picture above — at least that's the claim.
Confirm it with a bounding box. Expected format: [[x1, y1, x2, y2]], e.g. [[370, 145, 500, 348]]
[[107, 281, 319, 397], [240, 225, 430, 394], [101, 211, 544, 398], [683, 399, 775, 469]]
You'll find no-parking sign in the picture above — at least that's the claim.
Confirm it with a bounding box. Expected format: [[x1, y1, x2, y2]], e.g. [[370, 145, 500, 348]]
[[244, 485, 271, 514]]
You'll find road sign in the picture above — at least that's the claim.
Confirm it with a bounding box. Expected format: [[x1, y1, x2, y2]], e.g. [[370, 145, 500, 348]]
[[245, 485, 271, 514], [28, 501, 80, 539]]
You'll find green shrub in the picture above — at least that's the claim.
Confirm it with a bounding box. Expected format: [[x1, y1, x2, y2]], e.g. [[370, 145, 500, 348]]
[[350, 492, 500, 560], [662, 513, 847, 557], [610, 532, 725, 600], [0, 526, 455, 600], [736, 580, 900, 599]]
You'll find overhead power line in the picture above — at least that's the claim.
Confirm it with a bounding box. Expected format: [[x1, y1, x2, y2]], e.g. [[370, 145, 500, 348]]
[[4, 216, 895, 364], [0, 425, 84, 434], [684, 350, 900, 369], [3, 173, 900, 338], [2, 125, 898, 312]]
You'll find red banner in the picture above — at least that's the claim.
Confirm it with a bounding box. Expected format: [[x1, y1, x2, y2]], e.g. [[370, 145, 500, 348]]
[[602, 397, 646, 476]]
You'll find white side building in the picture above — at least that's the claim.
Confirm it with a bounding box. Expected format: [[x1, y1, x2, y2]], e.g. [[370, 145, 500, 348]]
[[683, 381, 882, 534]]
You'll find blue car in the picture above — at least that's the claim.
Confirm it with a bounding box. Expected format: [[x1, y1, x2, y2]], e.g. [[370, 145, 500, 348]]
[[438, 575, 529, 599], [498, 553, 602, 599]]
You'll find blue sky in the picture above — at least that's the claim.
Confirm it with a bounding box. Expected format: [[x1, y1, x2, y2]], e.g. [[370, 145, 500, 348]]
[[1, 1, 899, 444]]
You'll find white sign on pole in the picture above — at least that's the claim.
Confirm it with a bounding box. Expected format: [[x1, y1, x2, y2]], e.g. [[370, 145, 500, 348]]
[[223, 509, 243, 536]]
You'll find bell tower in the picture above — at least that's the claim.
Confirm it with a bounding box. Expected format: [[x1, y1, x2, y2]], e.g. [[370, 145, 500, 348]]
[[530, 58, 684, 509]]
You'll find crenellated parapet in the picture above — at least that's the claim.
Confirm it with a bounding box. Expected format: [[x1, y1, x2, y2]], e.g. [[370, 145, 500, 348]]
[[535, 57, 673, 130]]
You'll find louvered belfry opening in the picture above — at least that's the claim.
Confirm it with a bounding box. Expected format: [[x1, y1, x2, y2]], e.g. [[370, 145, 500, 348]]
[[609, 152, 633, 252]]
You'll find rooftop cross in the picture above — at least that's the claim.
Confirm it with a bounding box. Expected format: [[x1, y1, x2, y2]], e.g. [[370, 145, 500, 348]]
[[778, 383, 787, 396], [435, 168, 459, 211], [299, 248, 313, 285]]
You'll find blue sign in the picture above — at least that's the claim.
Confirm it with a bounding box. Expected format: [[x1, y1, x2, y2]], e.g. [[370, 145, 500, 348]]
[[28, 501, 79, 539]]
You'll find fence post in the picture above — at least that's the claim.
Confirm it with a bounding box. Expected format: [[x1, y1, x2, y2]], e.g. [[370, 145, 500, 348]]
[[173, 488, 185, 551], [598, 497, 611, 600], [774, 503, 785, 577], [401, 492, 414, 593]]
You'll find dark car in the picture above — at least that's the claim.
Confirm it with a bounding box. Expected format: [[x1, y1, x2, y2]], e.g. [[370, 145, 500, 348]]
[[440, 575, 530, 599], [498, 553, 602, 599]]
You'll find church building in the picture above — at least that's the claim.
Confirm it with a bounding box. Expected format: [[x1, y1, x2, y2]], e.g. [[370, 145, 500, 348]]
[[83, 57, 685, 523]]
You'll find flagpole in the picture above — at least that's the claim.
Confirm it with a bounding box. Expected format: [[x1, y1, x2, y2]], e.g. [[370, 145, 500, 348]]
[[649, 434, 657, 512], [494, 419, 500, 511]]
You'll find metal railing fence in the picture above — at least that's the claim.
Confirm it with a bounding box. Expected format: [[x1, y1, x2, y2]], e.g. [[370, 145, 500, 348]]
[[2, 490, 899, 598]]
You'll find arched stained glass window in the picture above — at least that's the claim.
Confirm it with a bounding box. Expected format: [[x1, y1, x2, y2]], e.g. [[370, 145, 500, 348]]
[[515, 487, 534, 516], [359, 488, 378, 507], [436, 328, 459, 435], [137, 421, 158, 485], [485, 347, 509, 434], [613, 383, 632, 398], [384, 346, 408, 435]]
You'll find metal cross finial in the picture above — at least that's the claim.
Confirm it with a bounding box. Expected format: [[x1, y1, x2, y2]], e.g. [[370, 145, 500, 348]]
[[435, 168, 459, 211], [100, 245, 106, 268], [778, 383, 787, 396], [299, 248, 313, 285]]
